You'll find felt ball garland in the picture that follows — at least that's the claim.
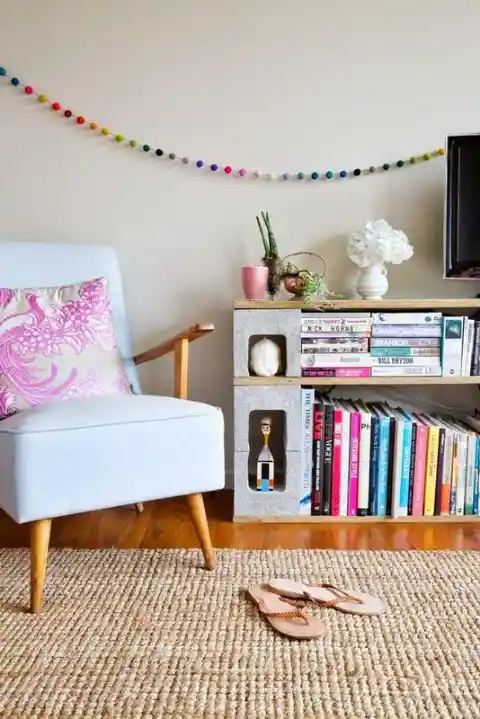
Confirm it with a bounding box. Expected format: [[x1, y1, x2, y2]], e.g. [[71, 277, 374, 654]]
[[0, 64, 447, 183]]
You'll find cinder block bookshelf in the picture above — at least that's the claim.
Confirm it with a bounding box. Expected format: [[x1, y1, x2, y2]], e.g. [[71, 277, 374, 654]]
[[233, 297, 480, 523]]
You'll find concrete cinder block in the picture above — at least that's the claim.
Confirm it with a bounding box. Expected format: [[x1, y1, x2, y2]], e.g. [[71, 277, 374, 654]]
[[234, 385, 301, 453], [233, 308, 301, 377]]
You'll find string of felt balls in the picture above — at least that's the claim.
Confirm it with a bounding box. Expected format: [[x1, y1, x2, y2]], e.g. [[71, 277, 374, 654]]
[[0, 65, 446, 181]]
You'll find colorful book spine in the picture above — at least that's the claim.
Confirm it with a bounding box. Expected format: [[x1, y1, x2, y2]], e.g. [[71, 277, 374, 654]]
[[371, 366, 442, 377], [473, 437, 480, 515], [437, 421, 454, 516], [302, 338, 369, 352], [371, 356, 440, 367], [301, 331, 371, 339], [300, 389, 314, 514], [331, 407, 343, 516], [353, 401, 371, 517], [455, 432, 467, 515], [370, 407, 390, 516], [370, 347, 440, 357], [396, 407, 413, 514], [301, 323, 371, 334], [370, 337, 441, 347], [348, 410, 360, 517], [322, 402, 334, 515], [372, 324, 442, 338], [433, 426, 445, 516], [368, 414, 380, 516], [407, 421, 417, 514], [464, 430, 476, 515], [461, 319, 475, 377], [338, 403, 350, 516], [301, 368, 372, 378], [424, 423, 440, 516], [371, 312, 442, 324], [311, 403, 324, 515], [412, 421, 428, 516], [301, 354, 372, 368], [450, 434, 459, 515]]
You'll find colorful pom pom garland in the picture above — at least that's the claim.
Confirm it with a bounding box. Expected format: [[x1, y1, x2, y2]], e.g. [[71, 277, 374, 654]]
[[0, 64, 447, 182]]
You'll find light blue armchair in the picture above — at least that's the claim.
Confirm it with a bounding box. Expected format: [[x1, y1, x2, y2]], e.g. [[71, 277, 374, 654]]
[[0, 242, 225, 613]]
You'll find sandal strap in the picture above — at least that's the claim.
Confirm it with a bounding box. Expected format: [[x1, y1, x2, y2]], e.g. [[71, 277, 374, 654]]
[[257, 595, 310, 624], [305, 583, 364, 607]]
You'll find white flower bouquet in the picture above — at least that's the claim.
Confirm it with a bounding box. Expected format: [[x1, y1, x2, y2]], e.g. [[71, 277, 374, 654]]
[[347, 219, 414, 268]]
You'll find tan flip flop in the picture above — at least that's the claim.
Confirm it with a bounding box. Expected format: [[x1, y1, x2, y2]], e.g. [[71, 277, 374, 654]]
[[267, 579, 385, 616], [246, 584, 327, 639]]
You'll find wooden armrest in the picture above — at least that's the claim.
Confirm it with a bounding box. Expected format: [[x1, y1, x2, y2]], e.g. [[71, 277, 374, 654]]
[[133, 322, 215, 366]]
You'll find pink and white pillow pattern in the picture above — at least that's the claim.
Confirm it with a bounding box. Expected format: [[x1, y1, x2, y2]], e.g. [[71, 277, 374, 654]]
[[0, 277, 131, 420]]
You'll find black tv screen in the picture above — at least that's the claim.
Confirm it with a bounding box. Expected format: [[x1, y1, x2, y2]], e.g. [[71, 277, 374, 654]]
[[444, 134, 480, 279]]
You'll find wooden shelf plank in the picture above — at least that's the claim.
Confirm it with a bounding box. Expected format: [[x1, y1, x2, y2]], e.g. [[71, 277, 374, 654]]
[[234, 298, 480, 310], [233, 515, 480, 523], [234, 376, 480, 386]]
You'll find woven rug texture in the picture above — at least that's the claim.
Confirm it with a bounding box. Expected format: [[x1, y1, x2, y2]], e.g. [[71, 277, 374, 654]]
[[0, 548, 479, 718]]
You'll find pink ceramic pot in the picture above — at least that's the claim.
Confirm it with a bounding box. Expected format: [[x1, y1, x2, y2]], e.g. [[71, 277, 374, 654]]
[[241, 265, 268, 300]]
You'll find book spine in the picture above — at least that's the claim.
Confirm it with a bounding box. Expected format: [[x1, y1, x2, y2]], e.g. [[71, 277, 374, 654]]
[[302, 346, 369, 354], [301, 368, 372, 378], [407, 421, 417, 515], [424, 426, 440, 516], [376, 417, 390, 516], [357, 410, 371, 517], [433, 428, 445, 515], [372, 325, 442, 338], [301, 323, 371, 334], [371, 312, 442, 324], [371, 366, 442, 377], [369, 416, 380, 516], [440, 428, 453, 516], [339, 406, 350, 516], [331, 408, 343, 516], [348, 412, 360, 517], [370, 337, 441, 347], [301, 331, 372, 339], [471, 321, 480, 376], [322, 405, 334, 515], [300, 389, 314, 514], [464, 434, 476, 515], [386, 416, 395, 516], [412, 423, 428, 516], [455, 435, 467, 515], [311, 405, 324, 515], [461, 320, 475, 377], [371, 356, 441, 367], [390, 415, 404, 517], [302, 339, 369, 352], [302, 312, 372, 319], [474, 437, 480, 515], [301, 354, 372, 368], [450, 435, 458, 515], [442, 317, 464, 377], [370, 347, 440, 357]]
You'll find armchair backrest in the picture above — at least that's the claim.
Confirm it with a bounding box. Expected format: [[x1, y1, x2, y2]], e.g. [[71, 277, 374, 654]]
[[0, 241, 140, 393]]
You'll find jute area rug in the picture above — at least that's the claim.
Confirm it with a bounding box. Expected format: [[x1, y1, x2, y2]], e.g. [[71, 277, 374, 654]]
[[0, 549, 479, 719]]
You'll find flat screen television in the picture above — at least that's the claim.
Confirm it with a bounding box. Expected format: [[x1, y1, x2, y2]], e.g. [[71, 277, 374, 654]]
[[444, 134, 480, 279]]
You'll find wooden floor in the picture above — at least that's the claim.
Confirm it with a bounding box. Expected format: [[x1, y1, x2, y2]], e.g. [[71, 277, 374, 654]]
[[0, 492, 479, 550]]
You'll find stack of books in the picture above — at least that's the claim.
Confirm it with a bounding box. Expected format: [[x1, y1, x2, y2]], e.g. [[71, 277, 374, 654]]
[[370, 312, 442, 377], [301, 312, 372, 378], [301, 390, 480, 517]]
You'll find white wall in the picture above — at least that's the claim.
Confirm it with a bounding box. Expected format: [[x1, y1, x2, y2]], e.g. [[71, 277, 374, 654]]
[[1, 0, 480, 476]]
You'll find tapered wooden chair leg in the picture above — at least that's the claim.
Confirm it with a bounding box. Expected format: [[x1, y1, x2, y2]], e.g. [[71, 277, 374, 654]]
[[30, 519, 52, 614], [186, 493, 215, 570]]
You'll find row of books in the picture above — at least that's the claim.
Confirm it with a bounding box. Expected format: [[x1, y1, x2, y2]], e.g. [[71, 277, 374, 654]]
[[300, 390, 480, 517], [300, 311, 480, 377]]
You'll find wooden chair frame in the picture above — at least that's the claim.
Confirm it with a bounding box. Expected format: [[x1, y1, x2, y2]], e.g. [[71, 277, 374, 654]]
[[30, 323, 216, 614]]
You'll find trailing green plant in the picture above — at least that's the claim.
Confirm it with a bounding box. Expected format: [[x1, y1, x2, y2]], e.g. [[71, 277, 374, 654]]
[[281, 260, 334, 304], [256, 211, 279, 259]]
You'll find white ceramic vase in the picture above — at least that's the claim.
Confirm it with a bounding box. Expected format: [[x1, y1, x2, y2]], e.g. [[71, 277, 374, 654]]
[[356, 262, 389, 300]]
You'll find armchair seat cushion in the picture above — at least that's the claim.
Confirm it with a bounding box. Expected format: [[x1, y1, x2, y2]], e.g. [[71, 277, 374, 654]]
[[0, 395, 225, 523]]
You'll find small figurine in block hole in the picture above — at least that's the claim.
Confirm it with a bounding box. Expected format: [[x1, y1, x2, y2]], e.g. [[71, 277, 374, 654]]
[[256, 415, 275, 491]]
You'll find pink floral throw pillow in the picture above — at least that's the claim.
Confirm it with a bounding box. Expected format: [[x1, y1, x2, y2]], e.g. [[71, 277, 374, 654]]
[[0, 277, 131, 419]]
